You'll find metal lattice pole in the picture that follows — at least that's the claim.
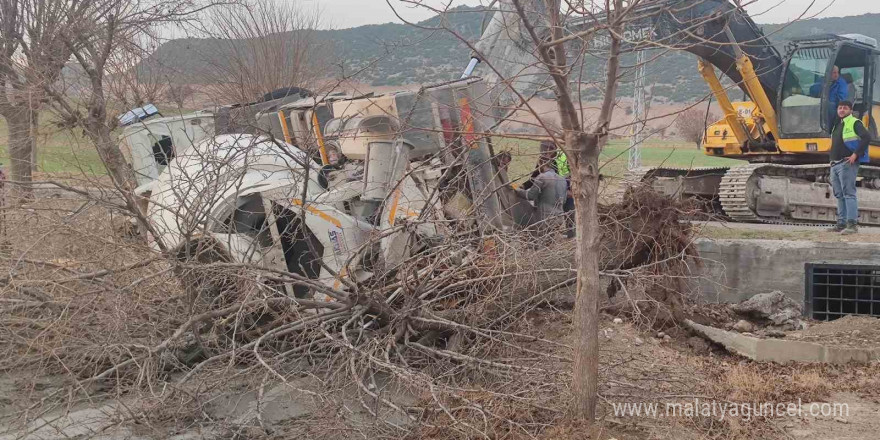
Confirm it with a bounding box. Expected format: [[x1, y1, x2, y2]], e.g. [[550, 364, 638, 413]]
[[628, 50, 647, 170]]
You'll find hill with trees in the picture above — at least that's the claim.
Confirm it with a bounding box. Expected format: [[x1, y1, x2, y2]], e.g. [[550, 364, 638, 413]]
[[139, 7, 880, 103]]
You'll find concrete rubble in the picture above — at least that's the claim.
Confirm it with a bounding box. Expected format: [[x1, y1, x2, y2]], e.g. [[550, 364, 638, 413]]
[[685, 320, 880, 364], [732, 290, 805, 330], [732, 319, 755, 333]]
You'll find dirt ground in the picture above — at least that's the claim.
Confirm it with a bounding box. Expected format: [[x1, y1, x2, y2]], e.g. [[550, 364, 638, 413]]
[[694, 221, 880, 243], [534, 309, 880, 440], [2, 189, 880, 440], [787, 315, 880, 348], [4, 314, 880, 440]]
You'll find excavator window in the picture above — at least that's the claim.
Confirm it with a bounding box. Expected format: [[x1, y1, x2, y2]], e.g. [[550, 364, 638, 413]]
[[840, 70, 861, 100], [781, 43, 874, 136], [833, 44, 871, 120], [780, 47, 833, 135], [874, 55, 880, 101]]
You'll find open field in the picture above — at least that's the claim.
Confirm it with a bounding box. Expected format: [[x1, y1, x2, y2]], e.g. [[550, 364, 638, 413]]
[[0, 118, 104, 175], [2, 116, 744, 183], [497, 137, 745, 185], [0, 105, 199, 177]]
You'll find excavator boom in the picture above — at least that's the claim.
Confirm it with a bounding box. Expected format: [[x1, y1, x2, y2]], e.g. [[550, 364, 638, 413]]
[[470, 0, 783, 112]]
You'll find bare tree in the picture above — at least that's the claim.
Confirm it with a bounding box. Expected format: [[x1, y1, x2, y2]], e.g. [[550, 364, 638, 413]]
[[0, 0, 74, 198], [446, 0, 629, 419], [204, 0, 326, 104], [397, 0, 679, 421], [530, 0, 623, 420], [105, 36, 168, 111], [165, 83, 194, 109], [42, 0, 210, 196], [676, 106, 719, 148]]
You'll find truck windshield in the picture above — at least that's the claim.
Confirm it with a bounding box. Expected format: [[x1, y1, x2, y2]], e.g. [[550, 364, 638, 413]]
[[780, 47, 834, 135]]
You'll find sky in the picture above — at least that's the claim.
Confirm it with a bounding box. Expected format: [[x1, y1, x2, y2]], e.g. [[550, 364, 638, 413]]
[[307, 0, 880, 29]]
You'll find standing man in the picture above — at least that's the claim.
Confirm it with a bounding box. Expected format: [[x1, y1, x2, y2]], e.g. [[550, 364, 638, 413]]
[[522, 140, 561, 188], [522, 140, 575, 237], [517, 161, 567, 235], [827, 100, 871, 234], [554, 150, 576, 238]]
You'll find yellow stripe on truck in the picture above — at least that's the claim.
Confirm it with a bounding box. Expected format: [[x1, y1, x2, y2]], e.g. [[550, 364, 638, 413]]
[[387, 188, 402, 226], [290, 199, 342, 228], [278, 111, 293, 144], [332, 267, 347, 291], [312, 112, 330, 166]]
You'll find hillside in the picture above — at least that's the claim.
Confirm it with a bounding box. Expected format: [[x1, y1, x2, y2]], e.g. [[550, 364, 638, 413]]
[[139, 7, 880, 103]]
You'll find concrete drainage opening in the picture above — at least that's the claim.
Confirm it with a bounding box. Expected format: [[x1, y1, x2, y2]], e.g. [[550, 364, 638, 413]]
[[806, 263, 880, 321]]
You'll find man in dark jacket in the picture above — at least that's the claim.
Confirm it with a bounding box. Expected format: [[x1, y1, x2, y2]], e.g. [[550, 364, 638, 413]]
[[521, 140, 575, 237], [827, 100, 871, 234], [517, 162, 567, 232]]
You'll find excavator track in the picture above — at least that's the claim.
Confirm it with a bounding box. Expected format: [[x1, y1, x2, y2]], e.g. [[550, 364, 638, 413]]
[[624, 166, 730, 219], [718, 164, 762, 223], [622, 167, 653, 186], [620, 167, 655, 196], [617, 167, 657, 200], [718, 163, 880, 226], [624, 166, 731, 182], [628, 163, 880, 226], [624, 167, 728, 207], [718, 163, 829, 226]]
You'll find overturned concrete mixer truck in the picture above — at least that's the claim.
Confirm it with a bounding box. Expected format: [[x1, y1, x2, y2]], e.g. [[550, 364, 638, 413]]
[[117, 79, 535, 300]]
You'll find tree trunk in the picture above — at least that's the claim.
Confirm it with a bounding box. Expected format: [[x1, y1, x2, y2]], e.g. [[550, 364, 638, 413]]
[[6, 109, 35, 200], [30, 112, 38, 172], [566, 0, 622, 420], [508, 0, 621, 422], [570, 132, 601, 420], [83, 77, 137, 193], [87, 121, 137, 193]]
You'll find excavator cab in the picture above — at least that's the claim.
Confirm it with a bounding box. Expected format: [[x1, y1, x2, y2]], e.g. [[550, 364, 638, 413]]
[[779, 34, 880, 144]]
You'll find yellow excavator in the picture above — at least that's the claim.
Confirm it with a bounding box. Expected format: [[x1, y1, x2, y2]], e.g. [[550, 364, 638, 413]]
[[470, 0, 880, 225], [643, 14, 880, 226]]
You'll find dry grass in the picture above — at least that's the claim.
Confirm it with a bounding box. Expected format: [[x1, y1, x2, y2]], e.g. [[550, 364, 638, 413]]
[[723, 364, 776, 402], [710, 362, 835, 410], [0, 196, 183, 380]]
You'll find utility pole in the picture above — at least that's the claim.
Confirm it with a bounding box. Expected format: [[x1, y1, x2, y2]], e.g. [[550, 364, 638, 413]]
[[628, 50, 647, 170]]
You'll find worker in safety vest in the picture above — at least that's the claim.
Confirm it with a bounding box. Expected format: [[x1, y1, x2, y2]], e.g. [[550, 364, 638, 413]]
[[516, 161, 567, 229], [555, 151, 569, 178], [554, 150, 575, 238], [827, 100, 870, 235]]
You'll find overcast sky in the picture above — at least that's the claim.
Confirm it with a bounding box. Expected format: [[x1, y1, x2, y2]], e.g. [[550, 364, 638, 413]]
[[307, 0, 880, 29]]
